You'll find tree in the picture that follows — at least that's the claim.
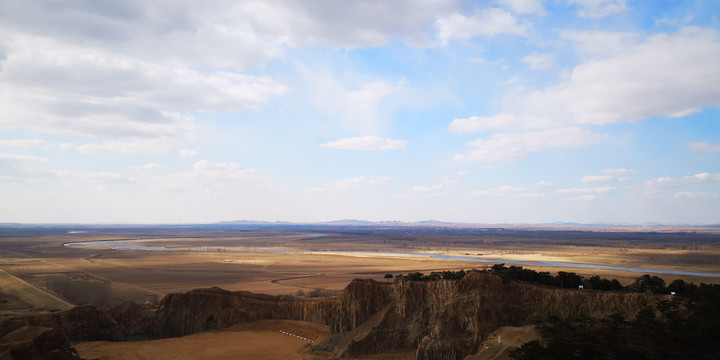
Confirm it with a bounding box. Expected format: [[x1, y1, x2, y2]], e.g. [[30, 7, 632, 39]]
[[629, 274, 666, 294], [509, 340, 547, 360], [655, 299, 679, 321], [667, 279, 687, 295], [384, 273, 393, 282]]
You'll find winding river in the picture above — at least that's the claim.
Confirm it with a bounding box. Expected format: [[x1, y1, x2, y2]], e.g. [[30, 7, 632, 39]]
[[63, 239, 720, 278]]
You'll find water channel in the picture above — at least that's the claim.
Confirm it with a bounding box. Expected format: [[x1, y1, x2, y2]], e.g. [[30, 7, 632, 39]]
[[63, 239, 720, 278]]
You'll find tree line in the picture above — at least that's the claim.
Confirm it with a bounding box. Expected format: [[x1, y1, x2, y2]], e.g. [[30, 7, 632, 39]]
[[510, 280, 720, 359], [395, 263, 696, 296]]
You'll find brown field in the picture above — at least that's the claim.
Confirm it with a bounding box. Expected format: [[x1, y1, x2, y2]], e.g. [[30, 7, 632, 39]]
[[75, 319, 332, 360], [2, 225, 720, 312], [74, 318, 416, 360], [1, 224, 719, 359]]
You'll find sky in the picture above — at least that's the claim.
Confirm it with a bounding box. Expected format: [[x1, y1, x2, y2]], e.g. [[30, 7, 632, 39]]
[[1, 0, 719, 224]]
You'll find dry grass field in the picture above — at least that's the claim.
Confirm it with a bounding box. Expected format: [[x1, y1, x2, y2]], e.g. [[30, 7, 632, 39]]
[[1, 224, 719, 315], [1, 224, 719, 359], [74, 319, 331, 360], [74, 318, 417, 360]]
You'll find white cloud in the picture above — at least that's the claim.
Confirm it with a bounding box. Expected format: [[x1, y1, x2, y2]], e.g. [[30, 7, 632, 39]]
[[568, 0, 628, 18], [655, 14, 694, 28], [332, 176, 393, 189], [189, 160, 258, 181], [471, 185, 527, 196], [0, 139, 49, 148], [320, 136, 407, 151], [0, 152, 50, 164], [133, 163, 164, 171], [435, 8, 527, 46], [571, 194, 597, 202], [304, 73, 404, 134], [499, 0, 547, 15], [555, 186, 615, 194], [602, 168, 636, 175], [448, 114, 554, 132], [522, 53, 555, 70], [0, 152, 133, 186], [342, 79, 403, 132], [59, 140, 173, 155], [581, 168, 635, 183], [454, 127, 603, 162], [524, 27, 720, 126], [398, 184, 450, 198], [0, 36, 288, 140], [673, 191, 719, 199], [457, 29, 719, 149], [0, 1, 458, 67], [159, 160, 264, 194], [689, 142, 720, 153], [646, 173, 720, 187], [397, 175, 464, 198], [179, 149, 199, 158], [53, 171, 133, 184], [561, 30, 639, 57], [264, 0, 458, 49], [470, 182, 551, 198], [312, 175, 393, 194], [581, 175, 615, 183]]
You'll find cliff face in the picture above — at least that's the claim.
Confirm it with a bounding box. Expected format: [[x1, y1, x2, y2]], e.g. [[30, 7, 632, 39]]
[[0, 325, 81, 360], [330, 279, 393, 333], [153, 287, 336, 338], [317, 272, 657, 360], [415, 272, 654, 360], [0, 303, 152, 343], [0, 302, 154, 359], [0, 272, 659, 360]]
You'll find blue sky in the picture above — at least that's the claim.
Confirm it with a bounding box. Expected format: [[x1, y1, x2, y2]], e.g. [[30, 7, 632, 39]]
[[1, 0, 719, 224]]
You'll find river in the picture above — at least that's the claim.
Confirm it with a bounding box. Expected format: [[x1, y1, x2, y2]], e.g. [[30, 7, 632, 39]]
[[63, 239, 720, 278]]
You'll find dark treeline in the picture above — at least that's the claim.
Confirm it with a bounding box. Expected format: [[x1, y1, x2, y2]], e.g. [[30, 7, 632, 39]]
[[489, 263, 625, 291], [510, 281, 720, 359], [397, 263, 697, 296], [395, 269, 469, 282]]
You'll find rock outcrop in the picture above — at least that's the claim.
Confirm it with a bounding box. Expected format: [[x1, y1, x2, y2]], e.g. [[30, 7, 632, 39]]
[[0, 325, 81, 360], [0, 302, 153, 359], [0, 272, 659, 360], [316, 272, 657, 359], [153, 287, 336, 338]]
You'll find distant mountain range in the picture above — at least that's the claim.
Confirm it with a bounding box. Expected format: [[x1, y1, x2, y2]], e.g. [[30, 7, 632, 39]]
[[218, 219, 720, 228]]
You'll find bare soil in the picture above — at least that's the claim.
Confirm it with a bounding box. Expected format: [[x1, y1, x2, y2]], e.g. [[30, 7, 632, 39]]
[[1, 224, 719, 358], [74, 319, 330, 360]]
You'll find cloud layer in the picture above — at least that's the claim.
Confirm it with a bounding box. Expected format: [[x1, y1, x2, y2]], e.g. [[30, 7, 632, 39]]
[[321, 136, 407, 151]]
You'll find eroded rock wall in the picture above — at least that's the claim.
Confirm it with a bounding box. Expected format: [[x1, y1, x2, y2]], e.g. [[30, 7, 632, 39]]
[[0, 272, 659, 360], [153, 287, 337, 338], [318, 272, 657, 360]]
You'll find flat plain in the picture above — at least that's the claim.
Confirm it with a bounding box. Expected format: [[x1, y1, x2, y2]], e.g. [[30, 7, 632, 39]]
[[1, 224, 719, 359], [2, 224, 720, 309]]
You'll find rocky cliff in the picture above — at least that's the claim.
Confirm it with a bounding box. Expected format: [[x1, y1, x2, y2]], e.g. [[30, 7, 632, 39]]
[[316, 272, 657, 359], [153, 287, 336, 338], [0, 272, 659, 360], [0, 302, 153, 359]]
